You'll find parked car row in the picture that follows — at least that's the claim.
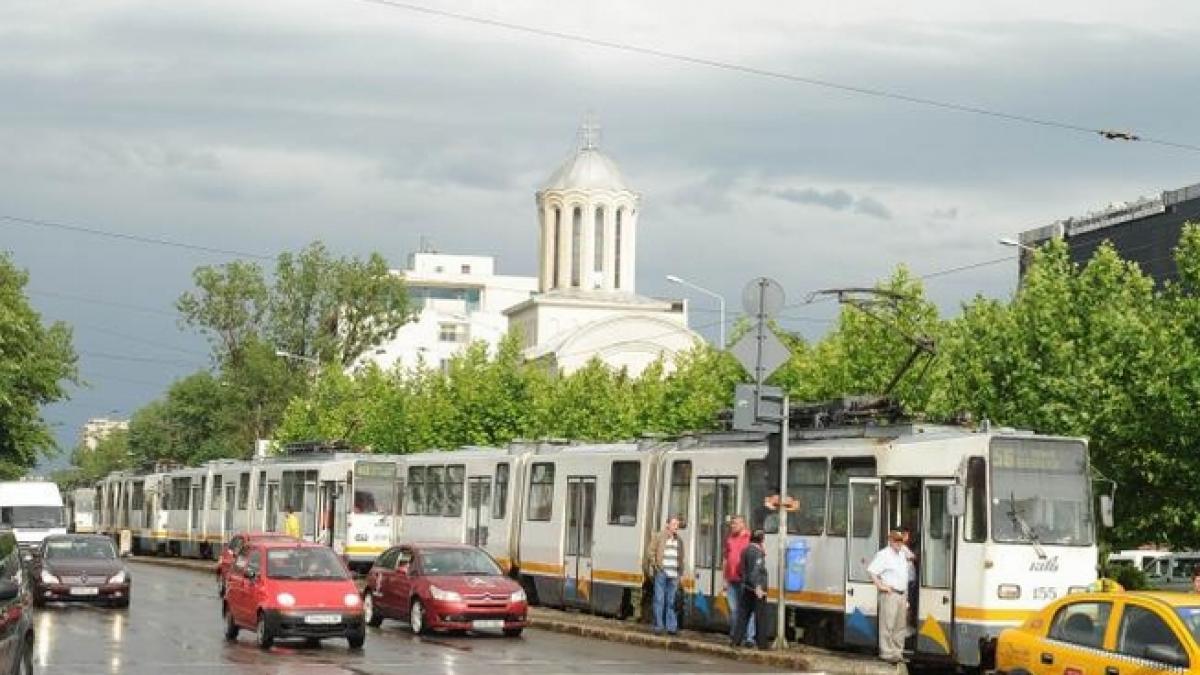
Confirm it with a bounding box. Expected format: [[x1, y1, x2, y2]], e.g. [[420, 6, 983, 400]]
[[216, 534, 528, 650]]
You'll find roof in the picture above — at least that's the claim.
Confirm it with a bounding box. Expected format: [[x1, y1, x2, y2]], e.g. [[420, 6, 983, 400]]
[[541, 145, 632, 193], [1126, 592, 1200, 608], [255, 540, 329, 550]]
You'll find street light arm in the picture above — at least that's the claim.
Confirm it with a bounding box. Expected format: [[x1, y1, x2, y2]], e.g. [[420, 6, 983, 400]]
[[998, 237, 1036, 253], [665, 274, 727, 348]]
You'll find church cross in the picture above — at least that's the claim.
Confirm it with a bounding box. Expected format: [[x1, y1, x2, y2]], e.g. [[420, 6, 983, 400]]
[[579, 115, 601, 150]]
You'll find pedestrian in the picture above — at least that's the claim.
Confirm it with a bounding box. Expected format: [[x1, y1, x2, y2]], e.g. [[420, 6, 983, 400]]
[[1192, 571, 1200, 594], [868, 530, 910, 663], [899, 526, 918, 636], [648, 515, 685, 635], [722, 515, 756, 646], [283, 505, 302, 539], [731, 529, 768, 649]]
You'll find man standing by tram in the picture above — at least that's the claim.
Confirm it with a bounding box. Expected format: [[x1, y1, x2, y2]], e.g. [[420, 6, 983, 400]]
[[868, 530, 910, 663], [723, 515, 755, 646]]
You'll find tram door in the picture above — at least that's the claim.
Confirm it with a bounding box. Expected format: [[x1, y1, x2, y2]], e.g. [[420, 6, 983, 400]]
[[189, 483, 203, 533], [466, 477, 491, 546], [844, 477, 883, 648], [916, 479, 955, 657], [223, 484, 236, 535], [695, 476, 737, 629], [563, 477, 596, 609]]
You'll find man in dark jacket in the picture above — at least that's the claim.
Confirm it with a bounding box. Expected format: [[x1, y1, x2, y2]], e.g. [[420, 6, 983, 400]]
[[731, 529, 769, 649]]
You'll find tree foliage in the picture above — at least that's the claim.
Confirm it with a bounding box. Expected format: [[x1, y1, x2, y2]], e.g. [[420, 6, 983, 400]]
[[0, 253, 78, 477]]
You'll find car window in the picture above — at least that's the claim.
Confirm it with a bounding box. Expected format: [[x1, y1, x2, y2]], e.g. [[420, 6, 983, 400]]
[[0, 533, 19, 581], [1118, 605, 1188, 667], [376, 549, 398, 569], [245, 550, 261, 577], [229, 536, 242, 554], [44, 539, 116, 560], [417, 548, 501, 576], [1048, 601, 1113, 649], [397, 548, 413, 568]]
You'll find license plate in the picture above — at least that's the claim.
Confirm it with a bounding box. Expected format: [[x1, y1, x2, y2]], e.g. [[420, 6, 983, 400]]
[[471, 619, 504, 630], [69, 587, 99, 596], [303, 614, 342, 625]]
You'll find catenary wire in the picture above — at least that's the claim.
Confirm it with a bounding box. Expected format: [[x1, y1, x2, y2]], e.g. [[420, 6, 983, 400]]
[[0, 214, 275, 260], [351, 0, 1200, 153]]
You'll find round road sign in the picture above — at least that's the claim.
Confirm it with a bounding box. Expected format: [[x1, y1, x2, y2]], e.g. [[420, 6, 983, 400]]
[[741, 277, 785, 317]]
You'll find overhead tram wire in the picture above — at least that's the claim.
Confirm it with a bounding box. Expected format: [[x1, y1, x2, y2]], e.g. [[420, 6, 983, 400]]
[[0, 214, 275, 260], [79, 350, 208, 369], [351, 0, 1200, 154], [30, 289, 180, 318]]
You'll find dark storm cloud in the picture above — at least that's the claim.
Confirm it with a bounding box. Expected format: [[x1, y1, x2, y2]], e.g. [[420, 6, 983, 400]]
[[764, 187, 892, 220]]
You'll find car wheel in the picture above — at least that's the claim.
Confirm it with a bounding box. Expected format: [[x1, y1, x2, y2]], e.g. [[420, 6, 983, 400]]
[[503, 628, 523, 638], [347, 628, 365, 650], [255, 612, 274, 649], [223, 608, 239, 641], [409, 598, 428, 635], [364, 593, 383, 628]]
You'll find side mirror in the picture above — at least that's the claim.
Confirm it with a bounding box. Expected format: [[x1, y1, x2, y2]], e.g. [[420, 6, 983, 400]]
[[1145, 644, 1188, 668], [0, 580, 19, 602], [244, 568, 258, 581], [1099, 495, 1114, 529], [947, 485, 966, 518]]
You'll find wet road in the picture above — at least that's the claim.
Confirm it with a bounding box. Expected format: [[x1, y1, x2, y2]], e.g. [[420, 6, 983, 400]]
[[33, 561, 785, 675]]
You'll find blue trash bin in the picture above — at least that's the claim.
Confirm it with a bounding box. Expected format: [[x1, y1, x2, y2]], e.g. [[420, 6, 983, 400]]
[[785, 539, 809, 592]]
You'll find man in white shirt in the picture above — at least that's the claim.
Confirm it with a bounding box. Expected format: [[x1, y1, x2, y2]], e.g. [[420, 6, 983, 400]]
[[867, 530, 910, 663]]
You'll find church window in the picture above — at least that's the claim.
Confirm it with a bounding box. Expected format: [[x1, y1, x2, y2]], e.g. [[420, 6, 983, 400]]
[[551, 208, 561, 288], [571, 207, 582, 288], [594, 207, 605, 284], [614, 208, 623, 290]]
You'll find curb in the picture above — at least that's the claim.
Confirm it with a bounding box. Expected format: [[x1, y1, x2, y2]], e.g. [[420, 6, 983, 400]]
[[129, 556, 893, 674]]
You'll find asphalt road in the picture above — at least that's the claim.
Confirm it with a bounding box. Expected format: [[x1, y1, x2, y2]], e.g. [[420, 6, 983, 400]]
[[31, 561, 787, 675]]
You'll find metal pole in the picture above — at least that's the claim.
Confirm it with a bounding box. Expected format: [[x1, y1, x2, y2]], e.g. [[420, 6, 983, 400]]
[[718, 294, 726, 349], [775, 394, 789, 650]]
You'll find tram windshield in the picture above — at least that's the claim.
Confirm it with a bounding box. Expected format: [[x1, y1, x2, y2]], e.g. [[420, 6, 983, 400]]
[[991, 438, 1094, 546], [353, 462, 396, 515]]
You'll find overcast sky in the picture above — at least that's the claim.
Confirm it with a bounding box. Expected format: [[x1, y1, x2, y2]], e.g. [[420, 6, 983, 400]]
[[4, 0, 1200, 465]]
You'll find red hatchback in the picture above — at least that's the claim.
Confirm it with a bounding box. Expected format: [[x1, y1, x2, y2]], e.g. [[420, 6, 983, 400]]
[[363, 543, 528, 637], [216, 533, 297, 596], [222, 541, 365, 649]]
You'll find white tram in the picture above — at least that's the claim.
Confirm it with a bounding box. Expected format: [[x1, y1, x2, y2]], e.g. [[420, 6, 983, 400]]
[[94, 446, 402, 569]]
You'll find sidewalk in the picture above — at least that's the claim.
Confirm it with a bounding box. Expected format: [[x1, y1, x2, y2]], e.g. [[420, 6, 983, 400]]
[[130, 555, 897, 674]]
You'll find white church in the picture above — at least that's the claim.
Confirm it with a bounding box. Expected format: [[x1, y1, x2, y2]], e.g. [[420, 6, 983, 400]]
[[360, 125, 701, 376]]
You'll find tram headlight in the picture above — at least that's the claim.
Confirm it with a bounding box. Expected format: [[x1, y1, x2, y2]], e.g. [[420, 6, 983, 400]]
[[997, 584, 1021, 599]]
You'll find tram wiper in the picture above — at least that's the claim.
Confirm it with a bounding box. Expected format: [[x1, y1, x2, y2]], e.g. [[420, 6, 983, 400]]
[[1006, 492, 1047, 560]]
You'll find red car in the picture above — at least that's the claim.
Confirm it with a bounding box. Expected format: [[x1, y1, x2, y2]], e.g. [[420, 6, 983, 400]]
[[363, 543, 528, 637], [216, 533, 297, 596], [222, 541, 365, 649]]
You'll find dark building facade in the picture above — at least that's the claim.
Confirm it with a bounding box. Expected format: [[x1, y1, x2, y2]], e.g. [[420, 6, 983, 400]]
[[1019, 181, 1200, 285]]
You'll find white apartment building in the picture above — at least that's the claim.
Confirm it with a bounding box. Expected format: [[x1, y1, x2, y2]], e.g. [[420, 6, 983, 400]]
[[355, 252, 538, 373], [81, 417, 129, 451]]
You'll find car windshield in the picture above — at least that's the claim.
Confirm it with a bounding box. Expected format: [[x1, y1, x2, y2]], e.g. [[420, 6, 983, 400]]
[[1, 506, 64, 528], [419, 548, 502, 576], [1177, 607, 1200, 643], [44, 539, 116, 560], [265, 547, 349, 580]]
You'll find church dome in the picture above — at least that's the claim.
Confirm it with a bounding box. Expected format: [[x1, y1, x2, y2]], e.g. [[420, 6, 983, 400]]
[[541, 142, 631, 193]]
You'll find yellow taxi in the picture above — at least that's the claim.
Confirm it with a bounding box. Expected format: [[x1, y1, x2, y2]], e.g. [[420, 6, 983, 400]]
[[996, 592, 1200, 674]]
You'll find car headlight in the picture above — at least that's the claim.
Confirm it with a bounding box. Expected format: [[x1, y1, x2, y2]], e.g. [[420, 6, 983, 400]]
[[997, 584, 1021, 599], [108, 571, 127, 584], [344, 593, 361, 607], [429, 585, 462, 602], [276, 592, 296, 607], [40, 570, 59, 585], [510, 589, 526, 603]]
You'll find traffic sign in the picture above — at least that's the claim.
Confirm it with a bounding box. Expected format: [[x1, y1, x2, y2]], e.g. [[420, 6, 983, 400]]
[[742, 277, 785, 317], [730, 329, 789, 384], [733, 384, 783, 432]]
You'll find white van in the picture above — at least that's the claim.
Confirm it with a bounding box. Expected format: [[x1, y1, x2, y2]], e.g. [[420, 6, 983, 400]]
[[1107, 549, 1169, 572], [0, 481, 66, 557]]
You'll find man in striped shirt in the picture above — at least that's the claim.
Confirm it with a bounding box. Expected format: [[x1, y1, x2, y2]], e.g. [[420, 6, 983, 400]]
[[648, 515, 685, 635]]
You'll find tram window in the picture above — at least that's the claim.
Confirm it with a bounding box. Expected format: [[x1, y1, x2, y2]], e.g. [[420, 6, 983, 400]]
[[238, 473, 250, 510], [744, 460, 777, 534], [493, 463, 510, 519], [255, 471, 266, 510], [444, 465, 465, 517], [427, 466, 446, 516], [406, 467, 426, 516], [211, 476, 223, 511], [171, 478, 191, 510], [131, 483, 144, 511], [527, 463, 555, 521], [828, 458, 876, 536], [667, 461, 691, 528], [609, 461, 641, 526], [964, 457, 987, 543], [788, 458, 827, 536], [281, 471, 304, 512]]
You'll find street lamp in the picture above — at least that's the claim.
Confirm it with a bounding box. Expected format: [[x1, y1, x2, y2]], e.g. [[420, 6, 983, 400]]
[[274, 350, 321, 385], [666, 274, 726, 348], [998, 237, 1036, 253]]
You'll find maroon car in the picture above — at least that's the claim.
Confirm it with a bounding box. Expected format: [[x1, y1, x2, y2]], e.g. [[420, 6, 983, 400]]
[[33, 534, 131, 608], [216, 533, 297, 596], [363, 543, 527, 637]]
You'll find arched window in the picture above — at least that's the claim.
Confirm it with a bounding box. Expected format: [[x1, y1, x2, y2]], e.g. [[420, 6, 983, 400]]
[[593, 207, 605, 285], [551, 207, 561, 288], [614, 208, 623, 290], [571, 207, 582, 288]]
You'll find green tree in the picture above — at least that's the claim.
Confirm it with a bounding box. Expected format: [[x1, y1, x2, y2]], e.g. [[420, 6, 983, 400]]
[[176, 259, 268, 367], [71, 429, 132, 484], [0, 252, 78, 476]]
